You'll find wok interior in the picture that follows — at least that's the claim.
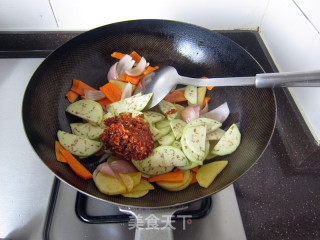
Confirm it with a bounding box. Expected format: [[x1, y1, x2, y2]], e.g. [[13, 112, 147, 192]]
[[23, 20, 276, 208]]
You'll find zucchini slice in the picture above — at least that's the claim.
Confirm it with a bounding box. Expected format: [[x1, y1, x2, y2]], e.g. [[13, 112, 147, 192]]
[[70, 122, 104, 140], [57, 130, 103, 157], [158, 100, 178, 120], [66, 99, 103, 126], [211, 124, 241, 156], [106, 93, 153, 116]]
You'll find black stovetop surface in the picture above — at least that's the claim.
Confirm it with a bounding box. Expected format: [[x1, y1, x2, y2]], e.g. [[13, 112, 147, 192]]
[[2, 30, 319, 239]]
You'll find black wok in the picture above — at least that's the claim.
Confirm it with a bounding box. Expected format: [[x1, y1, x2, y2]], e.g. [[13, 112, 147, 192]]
[[22, 19, 276, 237]]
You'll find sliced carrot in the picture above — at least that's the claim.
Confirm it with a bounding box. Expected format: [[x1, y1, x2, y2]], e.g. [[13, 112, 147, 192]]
[[97, 97, 113, 106], [60, 148, 93, 180], [129, 51, 142, 62], [190, 171, 198, 184], [202, 97, 211, 109], [100, 82, 122, 102], [111, 52, 126, 59], [191, 166, 199, 173], [164, 90, 187, 103], [148, 171, 184, 183], [119, 74, 142, 85], [200, 76, 214, 90], [65, 90, 79, 103], [55, 141, 67, 163], [143, 65, 159, 75], [70, 79, 96, 96]]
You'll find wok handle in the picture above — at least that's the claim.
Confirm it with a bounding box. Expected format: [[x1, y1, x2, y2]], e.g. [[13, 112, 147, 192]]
[[255, 70, 320, 87], [119, 205, 188, 240]]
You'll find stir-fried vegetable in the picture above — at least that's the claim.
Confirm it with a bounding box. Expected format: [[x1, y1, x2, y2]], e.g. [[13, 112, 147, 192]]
[[56, 51, 240, 198]]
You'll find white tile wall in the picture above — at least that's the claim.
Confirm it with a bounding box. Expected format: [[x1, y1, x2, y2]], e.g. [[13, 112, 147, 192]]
[[0, 0, 57, 30], [260, 0, 320, 143], [49, 0, 269, 30]]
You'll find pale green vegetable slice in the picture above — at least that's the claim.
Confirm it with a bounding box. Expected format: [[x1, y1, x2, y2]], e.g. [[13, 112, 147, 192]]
[[57, 130, 103, 157], [170, 119, 187, 140], [106, 93, 152, 116], [184, 85, 197, 105], [187, 117, 222, 133], [149, 124, 172, 141], [145, 145, 188, 168], [211, 124, 241, 156], [155, 119, 171, 129], [143, 111, 165, 124], [171, 140, 182, 150], [70, 123, 104, 140], [158, 131, 175, 146], [206, 128, 225, 141], [158, 100, 177, 120], [180, 135, 204, 165], [184, 125, 207, 156], [132, 158, 174, 176], [66, 99, 103, 126]]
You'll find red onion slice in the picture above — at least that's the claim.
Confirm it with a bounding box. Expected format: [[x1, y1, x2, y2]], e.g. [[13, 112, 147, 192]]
[[109, 160, 138, 174], [181, 104, 200, 123], [202, 102, 230, 123], [95, 162, 117, 178], [84, 89, 105, 101], [121, 82, 133, 99], [117, 55, 135, 76], [125, 57, 147, 76], [107, 62, 119, 81], [200, 102, 209, 115]]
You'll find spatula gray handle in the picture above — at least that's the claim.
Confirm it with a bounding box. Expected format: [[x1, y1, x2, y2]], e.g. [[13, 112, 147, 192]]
[[255, 70, 320, 88]]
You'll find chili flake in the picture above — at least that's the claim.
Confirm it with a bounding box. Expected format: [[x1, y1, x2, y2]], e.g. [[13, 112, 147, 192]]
[[165, 109, 178, 116], [99, 113, 154, 160]]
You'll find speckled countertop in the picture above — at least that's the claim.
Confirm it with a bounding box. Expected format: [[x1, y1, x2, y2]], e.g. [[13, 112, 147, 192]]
[[1, 30, 319, 240]]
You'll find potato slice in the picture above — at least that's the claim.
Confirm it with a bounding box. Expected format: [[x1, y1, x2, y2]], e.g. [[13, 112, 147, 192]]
[[156, 170, 192, 191], [122, 190, 149, 198], [118, 173, 134, 192], [196, 161, 228, 188], [197, 87, 207, 107], [94, 172, 127, 195], [119, 172, 142, 191], [130, 179, 155, 193]]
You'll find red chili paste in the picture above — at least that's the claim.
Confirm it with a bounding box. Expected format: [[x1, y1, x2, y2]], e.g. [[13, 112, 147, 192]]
[[99, 113, 154, 160]]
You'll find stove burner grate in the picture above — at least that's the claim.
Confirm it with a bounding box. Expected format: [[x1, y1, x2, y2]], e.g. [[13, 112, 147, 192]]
[[75, 192, 212, 224]]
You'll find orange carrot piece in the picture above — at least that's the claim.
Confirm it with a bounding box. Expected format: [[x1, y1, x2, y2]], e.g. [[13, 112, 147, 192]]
[[191, 166, 199, 173], [143, 65, 159, 75], [190, 171, 198, 184], [200, 76, 214, 90], [65, 90, 79, 103], [71, 79, 96, 96], [97, 97, 113, 106], [60, 148, 93, 180], [129, 51, 142, 62], [202, 97, 211, 109], [148, 171, 184, 183], [55, 141, 67, 163], [100, 82, 122, 102], [164, 90, 187, 103], [111, 52, 126, 59], [119, 74, 142, 85]]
